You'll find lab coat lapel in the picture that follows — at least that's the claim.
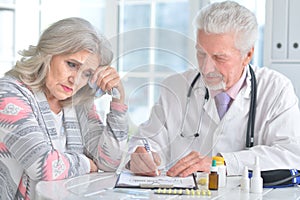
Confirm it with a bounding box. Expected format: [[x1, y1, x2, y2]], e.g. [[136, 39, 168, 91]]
[[204, 66, 253, 154], [230, 77, 252, 119], [192, 84, 220, 124], [204, 96, 220, 124]]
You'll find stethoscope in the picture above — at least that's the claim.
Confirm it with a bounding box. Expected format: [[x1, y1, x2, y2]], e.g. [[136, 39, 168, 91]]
[[180, 64, 257, 149]]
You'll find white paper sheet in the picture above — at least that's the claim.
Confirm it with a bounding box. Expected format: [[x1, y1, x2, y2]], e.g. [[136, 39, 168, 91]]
[[115, 171, 196, 189]]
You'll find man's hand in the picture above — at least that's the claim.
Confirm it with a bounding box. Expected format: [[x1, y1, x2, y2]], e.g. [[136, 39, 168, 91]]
[[167, 151, 211, 177], [129, 146, 161, 177]]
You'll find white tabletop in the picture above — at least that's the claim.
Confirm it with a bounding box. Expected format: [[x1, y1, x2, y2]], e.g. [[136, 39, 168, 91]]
[[35, 172, 300, 200]]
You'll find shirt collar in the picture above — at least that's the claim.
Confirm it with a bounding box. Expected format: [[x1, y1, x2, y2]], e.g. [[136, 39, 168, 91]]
[[226, 66, 248, 100]]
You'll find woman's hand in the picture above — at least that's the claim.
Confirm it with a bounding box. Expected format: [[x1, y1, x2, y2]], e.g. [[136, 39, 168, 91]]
[[90, 66, 125, 104], [89, 158, 98, 173]]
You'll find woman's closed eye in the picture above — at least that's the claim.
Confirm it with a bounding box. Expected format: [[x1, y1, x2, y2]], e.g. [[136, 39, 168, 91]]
[[67, 61, 79, 69]]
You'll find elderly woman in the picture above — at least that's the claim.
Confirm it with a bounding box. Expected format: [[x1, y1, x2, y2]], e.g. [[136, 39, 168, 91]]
[[0, 17, 128, 200]]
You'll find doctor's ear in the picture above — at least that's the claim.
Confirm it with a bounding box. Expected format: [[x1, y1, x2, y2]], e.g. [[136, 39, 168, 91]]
[[242, 47, 254, 66]]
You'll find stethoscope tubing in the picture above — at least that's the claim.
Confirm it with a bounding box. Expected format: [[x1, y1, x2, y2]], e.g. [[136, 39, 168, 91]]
[[246, 65, 257, 148], [181, 65, 256, 149]]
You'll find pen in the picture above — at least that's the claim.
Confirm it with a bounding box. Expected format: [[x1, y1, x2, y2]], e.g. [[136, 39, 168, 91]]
[[192, 172, 199, 189], [142, 138, 159, 176]]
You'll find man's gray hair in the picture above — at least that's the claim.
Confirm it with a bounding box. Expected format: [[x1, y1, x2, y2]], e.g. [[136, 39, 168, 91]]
[[193, 1, 258, 56]]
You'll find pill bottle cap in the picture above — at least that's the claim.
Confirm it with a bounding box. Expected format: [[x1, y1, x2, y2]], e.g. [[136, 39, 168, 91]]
[[212, 156, 225, 166], [210, 160, 218, 172], [253, 157, 261, 177]]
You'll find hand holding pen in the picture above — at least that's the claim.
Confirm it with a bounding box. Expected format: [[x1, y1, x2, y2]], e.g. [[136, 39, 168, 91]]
[[142, 139, 159, 176], [129, 139, 161, 177]]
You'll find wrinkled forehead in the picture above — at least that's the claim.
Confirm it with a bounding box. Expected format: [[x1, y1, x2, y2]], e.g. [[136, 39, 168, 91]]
[[80, 51, 101, 70], [196, 30, 240, 55]]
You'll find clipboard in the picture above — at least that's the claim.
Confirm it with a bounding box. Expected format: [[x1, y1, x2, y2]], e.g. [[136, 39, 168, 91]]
[[115, 171, 198, 189]]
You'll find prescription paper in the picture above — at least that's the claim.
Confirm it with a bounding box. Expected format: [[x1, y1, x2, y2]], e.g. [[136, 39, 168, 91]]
[[115, 171, 196, 189]]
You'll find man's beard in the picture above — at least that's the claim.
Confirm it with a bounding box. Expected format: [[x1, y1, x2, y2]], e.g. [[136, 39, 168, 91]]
[[202, 72, 226, 91]]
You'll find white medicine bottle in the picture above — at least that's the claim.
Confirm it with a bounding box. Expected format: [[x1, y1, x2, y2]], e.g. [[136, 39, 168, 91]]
[[212, 156, 227, 188], [250, 156, 263, 193]]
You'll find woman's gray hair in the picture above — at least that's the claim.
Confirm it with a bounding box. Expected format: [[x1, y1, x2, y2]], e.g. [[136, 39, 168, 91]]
[[6, 17, 113, 106], [193, 1, 258, 57]]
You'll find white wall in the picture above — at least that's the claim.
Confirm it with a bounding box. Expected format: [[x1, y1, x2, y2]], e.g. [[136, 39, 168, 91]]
[[264, 0, 300, 107]]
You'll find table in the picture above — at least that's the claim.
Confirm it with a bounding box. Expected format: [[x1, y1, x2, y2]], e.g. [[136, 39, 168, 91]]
[[35, 172, 300, 200]]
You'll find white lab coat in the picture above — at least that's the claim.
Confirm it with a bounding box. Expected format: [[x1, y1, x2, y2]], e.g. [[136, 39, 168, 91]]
[[128, 65, 300, 175]]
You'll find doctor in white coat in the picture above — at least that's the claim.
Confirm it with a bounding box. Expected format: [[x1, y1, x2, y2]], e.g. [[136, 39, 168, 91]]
[[127, 1, 300, 176]]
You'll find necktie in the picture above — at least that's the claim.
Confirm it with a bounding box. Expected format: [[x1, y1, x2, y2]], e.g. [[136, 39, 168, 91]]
[[215, 92, 231, 119]]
